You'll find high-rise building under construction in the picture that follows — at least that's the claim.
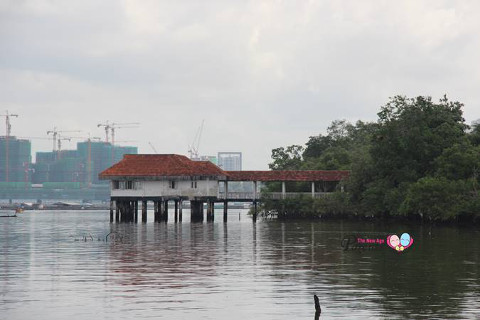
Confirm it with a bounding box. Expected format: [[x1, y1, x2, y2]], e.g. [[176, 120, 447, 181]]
[[33, 142, 137, 186], [0, 136, 32, 183]]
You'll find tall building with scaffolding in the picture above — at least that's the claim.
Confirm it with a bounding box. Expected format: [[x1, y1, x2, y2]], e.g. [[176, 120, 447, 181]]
[[32, 142, 137, 186], [0, 136, 32, 184]]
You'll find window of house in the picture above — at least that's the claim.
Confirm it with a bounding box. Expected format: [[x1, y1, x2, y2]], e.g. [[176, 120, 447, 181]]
[[126, 181, 134, 189], [112, 181, 120, 189], [191, 181, 197, 188], [169, 181, 176, 189]]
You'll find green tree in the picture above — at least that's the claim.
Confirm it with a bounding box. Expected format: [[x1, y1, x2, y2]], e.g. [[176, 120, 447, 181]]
[[374, 96, 466, 183], [400, 177, 467, 221], [269, 145, 304, 170], [434, 142, 480, 180]]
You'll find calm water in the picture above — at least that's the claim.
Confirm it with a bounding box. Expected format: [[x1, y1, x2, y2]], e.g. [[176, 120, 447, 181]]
[[1, 210, 479, 319]]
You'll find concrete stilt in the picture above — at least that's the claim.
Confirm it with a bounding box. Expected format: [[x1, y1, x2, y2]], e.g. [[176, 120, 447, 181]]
[[191, 200, 204, 222], [207, 201, 214, 222], [154, 201, 160, 222], [134, 201, 138, 223], [110, 200, 114, 223], [115, 201, 120, 222], [223, 200, 228, 222], [142, 200, 147, 223], [162, 200, 168, 222], [179, 200, 183, 222], [174, 200, 178, 222], [223, 181, 228, 222]]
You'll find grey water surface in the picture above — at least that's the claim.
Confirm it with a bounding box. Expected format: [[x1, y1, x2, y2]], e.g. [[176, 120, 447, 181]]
[[1, 210, 479, 319]]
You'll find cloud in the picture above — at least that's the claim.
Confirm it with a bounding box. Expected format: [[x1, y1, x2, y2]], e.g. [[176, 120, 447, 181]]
[[1, 0, 480, 169]]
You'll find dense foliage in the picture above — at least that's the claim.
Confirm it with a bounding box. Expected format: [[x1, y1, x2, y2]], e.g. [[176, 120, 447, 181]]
[[262, 95, 480, 223]]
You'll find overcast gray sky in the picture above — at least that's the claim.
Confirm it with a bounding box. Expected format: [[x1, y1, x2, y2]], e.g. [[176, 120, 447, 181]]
[[1, 0, 480, 169]]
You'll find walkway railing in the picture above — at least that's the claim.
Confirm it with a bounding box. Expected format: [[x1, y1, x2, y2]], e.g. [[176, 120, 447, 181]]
[[217, 192, 331, 200]]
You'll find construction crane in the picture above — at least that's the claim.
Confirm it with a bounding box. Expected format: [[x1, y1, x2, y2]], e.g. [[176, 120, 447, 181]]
[[97, 121, 139, 146], [1, 110, 18, 137], [47, 127, 82, 152], [98, 121, 140, 164], [1, 110, 19, 182], [188, 120, 204, 159], [110, 122, 140, 147], [97, 121, 111, 143], [56, 135, 72, 160], [149, 142, 158, 154]]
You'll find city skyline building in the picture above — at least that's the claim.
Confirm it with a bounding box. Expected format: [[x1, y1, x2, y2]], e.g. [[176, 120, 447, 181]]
[[217, 152, 242, 171]]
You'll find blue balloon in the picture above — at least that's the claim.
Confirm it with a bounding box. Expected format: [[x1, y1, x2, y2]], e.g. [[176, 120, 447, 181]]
[[400, 233, 411, 246]]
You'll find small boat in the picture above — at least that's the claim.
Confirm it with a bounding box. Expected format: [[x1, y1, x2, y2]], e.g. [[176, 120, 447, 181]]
[[15, 208, 24, 214], [0, 210, 17, 218]]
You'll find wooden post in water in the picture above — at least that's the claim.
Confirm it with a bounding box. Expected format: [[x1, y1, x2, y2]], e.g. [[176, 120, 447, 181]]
[[142, 200, 147, 223], [253, 201, 257, 222]]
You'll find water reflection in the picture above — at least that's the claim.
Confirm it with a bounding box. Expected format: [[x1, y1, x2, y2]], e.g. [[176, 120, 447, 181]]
[[0, 211, 479, 319]]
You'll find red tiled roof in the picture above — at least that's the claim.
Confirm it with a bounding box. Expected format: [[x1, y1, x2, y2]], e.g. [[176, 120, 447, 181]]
[[99, 154, 349, 182], [226, 170, 349, 182], [99, 154, 227, 179]]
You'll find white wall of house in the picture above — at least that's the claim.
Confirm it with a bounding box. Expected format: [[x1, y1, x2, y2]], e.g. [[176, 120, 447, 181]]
[[110, 178, 220, 199]]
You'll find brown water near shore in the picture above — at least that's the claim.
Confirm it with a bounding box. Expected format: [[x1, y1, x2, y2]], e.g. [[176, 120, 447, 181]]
[[1, 209, 479, 319]]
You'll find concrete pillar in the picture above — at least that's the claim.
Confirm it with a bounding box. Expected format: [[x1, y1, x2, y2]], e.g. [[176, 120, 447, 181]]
[[174, 200, 179, 222], [207, 201, 214, 222], [179, 200, 183, 222], [134, 200, 138, 223], [191, 200, 204, 222], [224, 181, 228, 222], [311, 181, 315, 199], [154, 201, 160, 222], [253, 181, 258, 200], [119, 201, 124, 222], [162, 200, 169, 222], [110, 200, 114, 223], [142, 200, 147, 223], [282, 181, 286, 199], [115, 201, 120, 222]]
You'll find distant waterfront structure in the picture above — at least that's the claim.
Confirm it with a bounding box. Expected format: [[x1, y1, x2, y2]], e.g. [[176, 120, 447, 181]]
[[217, 152, 242, 171], [0, 136, 32, 183]]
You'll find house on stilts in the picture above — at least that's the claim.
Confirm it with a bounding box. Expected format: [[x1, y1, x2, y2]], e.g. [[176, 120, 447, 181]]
[[99, 154, 349, 222]]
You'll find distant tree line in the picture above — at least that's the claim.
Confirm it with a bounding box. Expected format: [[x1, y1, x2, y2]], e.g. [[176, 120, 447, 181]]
[[261, 95, 480, 223]]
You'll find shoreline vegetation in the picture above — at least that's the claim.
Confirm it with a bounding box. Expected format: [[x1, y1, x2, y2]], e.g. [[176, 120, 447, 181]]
[[259, 95, 480, 224]]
